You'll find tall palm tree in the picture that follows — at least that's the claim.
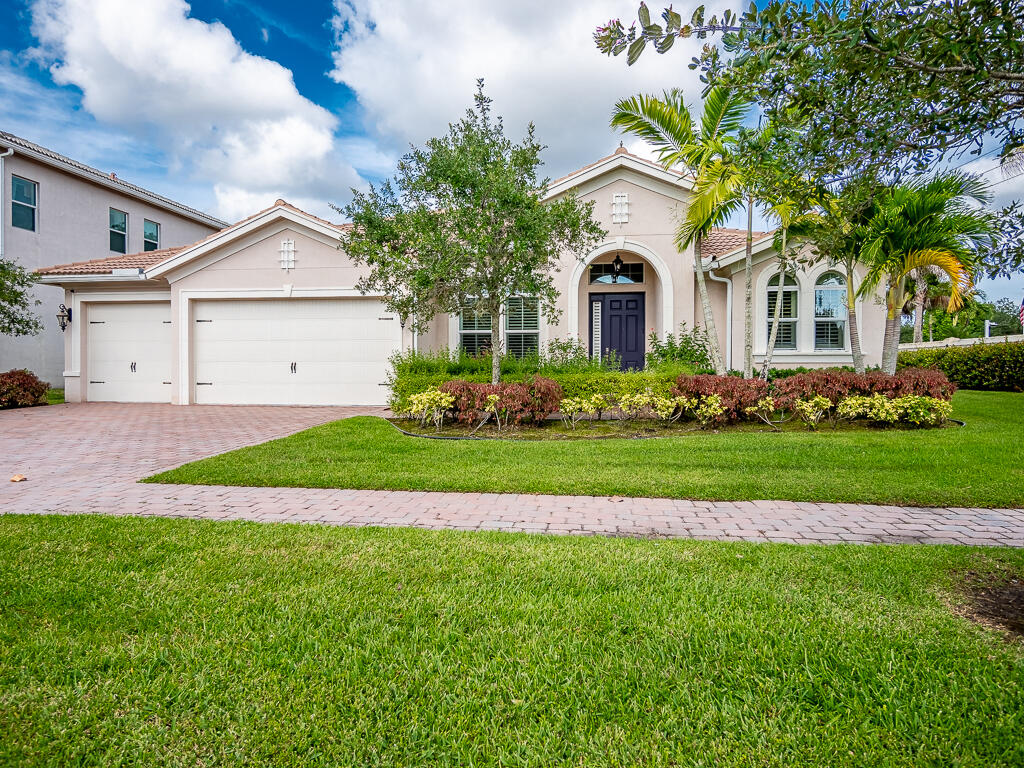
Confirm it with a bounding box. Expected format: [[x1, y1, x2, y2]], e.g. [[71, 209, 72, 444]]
[[857, 172, 997, 373], [611, 87, 749, 375]]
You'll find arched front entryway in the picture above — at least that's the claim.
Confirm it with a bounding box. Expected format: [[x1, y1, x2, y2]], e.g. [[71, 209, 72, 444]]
[[567, 238, 674, 368]]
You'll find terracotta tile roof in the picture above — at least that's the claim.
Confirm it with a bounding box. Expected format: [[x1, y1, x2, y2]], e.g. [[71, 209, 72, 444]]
[[0, 130, 226, 228], [35, 199, 349, 278], [701, 228, 773, 260], [549, 145, 692, 187], [35, 247, 186, 276]]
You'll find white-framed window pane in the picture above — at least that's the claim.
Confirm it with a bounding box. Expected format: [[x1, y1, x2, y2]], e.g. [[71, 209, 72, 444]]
[[109, 208, 127, 253], [459, 300, 492, 332], [11, 176, 37, 232], [767, 273, 798, 350], [767, 288, 797, 320], [814, 271, 847, 350], [143, 219, 160, 252], [814, 321, 845, 349], [505, 296, 539, 358], [506, 332, 539, 358], [460, 333, 492, 356]]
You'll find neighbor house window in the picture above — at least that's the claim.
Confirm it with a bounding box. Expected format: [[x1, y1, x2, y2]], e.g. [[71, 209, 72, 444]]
[[814, 271, 847, 349], [505, 296, 540, 357], [459, 299, 492, 357], [109, 208, 128, 253], [11, 176, 37, 231], [590, 262, 644, 284], [766, 273, 798, 350], [143, 219, 160, 251], [611, 192, 629, 224]]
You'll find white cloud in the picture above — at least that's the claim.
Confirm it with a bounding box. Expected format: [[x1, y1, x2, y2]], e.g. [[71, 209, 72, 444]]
[[329, 0, 706, 180], [28, 0, 363, 220]]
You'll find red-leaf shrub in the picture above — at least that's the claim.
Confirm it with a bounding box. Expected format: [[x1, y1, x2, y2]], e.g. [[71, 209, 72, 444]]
[[774, 368, 954, 408], [672, 374, 770, 424], [438, 376, 563, 424], [0, 369, 49, 409]]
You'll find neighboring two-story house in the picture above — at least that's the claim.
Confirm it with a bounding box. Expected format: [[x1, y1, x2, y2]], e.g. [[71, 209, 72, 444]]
[[36, 146, 887, 406], [1, 131, 225, 384]]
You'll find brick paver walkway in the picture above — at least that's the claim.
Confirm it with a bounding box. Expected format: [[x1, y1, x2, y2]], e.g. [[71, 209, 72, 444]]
[[2, 403, 1023, 547]]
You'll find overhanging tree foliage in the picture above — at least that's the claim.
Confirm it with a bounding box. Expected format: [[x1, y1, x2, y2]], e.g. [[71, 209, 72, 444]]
[[595, 0, 1024, 176], [337, 81, 605, 385], [0, 258, 41, 337]]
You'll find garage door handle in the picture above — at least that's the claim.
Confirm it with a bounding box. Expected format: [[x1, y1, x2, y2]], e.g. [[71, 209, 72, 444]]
[[130, 361, 136, 373], [290, 362, 297, 374], [196, 382, 213, 386]]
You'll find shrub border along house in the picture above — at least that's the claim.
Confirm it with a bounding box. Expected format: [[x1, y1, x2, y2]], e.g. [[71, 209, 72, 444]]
[[398, 368, 957, 434], [897, 339, 1024, 392]]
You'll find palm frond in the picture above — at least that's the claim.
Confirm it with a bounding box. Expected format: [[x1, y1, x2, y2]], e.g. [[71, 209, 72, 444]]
[[610, 90, 694, 167]]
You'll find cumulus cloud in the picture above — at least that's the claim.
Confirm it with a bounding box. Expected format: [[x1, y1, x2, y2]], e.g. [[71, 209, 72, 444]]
[[28, 0, 362, 220], [329, 0, 706, 179]]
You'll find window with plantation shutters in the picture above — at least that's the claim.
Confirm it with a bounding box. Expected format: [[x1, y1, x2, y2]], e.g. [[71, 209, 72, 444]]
[[766, 273, 799, 350], [814, 272, 848, 349], [611, 193, 629, 224], [459, 299, 492, 357], [505, 296, 540, 357]]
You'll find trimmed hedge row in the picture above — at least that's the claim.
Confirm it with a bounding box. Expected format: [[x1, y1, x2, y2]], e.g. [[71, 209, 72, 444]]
[[897, 340, 1024, 391], [388, 364, 694, 412]]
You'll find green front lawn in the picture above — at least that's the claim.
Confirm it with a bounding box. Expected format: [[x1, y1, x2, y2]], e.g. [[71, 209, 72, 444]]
[[1, 515, 1022, 766], [148, 390, 1024, 508], [44, 388, 64, 405]]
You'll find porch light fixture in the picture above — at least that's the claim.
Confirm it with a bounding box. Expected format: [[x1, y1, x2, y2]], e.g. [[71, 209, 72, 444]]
[[56, 303, 72, 332], [611, 253, 624, 283]]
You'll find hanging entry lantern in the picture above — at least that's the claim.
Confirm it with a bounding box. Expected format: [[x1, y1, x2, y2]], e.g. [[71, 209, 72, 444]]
[[611, 252, 624, 283]]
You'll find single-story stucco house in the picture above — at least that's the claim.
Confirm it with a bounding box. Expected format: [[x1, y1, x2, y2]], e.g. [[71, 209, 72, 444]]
[[36, 147, 887, 406]]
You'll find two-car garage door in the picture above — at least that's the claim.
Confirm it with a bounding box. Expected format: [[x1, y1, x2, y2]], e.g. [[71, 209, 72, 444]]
[[191, 298, 400, 406]]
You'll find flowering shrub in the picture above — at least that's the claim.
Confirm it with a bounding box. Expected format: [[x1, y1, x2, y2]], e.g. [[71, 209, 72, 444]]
[[678, 393, 726, 428], [744, 396, 779, 430], [0, 369, 49, 409], [406, 388, 456, 429], [617, 391, 687, 421], [559, 394, 610, 428], [837, 394, 953, 426], [672, 375, 770, 424]]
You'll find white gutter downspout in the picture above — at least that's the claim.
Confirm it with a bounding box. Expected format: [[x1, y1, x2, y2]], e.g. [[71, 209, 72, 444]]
[[705, 262, 733, 370], [0, 147, 13, 260]]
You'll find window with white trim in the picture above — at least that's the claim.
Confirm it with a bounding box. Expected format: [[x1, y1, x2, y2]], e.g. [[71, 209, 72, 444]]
[[814, 271, 848, 349], [766, 273, 798, 350], [109, 207, 127, 253], [11, 176, 37, 232], [143, 219, 160, 251], [459, 299, 492, 356], [611, 192, 629, 224], [505, 296, 540, 357]]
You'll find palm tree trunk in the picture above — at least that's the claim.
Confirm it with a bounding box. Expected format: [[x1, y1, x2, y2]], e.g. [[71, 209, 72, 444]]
[[759, 229, 787, 380], [743, 194, 754, 378], [880, 279, 903, 375], [693, 234, 727, 375], [912, 282, 926, 343], [844, 260, 865, 374]]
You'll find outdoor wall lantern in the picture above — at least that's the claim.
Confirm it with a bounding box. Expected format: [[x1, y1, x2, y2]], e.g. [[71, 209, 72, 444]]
[[56, 303, 72, 332], [611, 253, 624, 283]]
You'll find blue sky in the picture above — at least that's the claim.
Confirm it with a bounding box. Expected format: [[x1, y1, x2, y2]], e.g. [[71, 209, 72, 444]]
[[2, 0, 1021, 302]]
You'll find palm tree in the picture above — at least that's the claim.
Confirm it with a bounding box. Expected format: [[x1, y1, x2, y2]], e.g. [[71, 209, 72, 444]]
[[760, 197, 806, 378], [611, 86, 749, 375], [857, 172, 997, 374]]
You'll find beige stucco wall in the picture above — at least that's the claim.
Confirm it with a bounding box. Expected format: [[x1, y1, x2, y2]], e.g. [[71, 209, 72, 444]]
[[1, 151, 219, 383]]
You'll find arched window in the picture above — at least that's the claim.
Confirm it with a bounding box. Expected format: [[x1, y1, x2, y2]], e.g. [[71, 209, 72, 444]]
[[767, 273, 798, 349], [814, 272, 848, 349]]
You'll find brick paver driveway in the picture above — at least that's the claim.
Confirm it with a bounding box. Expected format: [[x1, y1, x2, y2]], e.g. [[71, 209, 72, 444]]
[[3, 403, 1023, 546]]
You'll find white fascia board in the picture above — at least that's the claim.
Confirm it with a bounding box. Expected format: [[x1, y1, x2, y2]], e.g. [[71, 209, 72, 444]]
[[146, 206, 343, 279], [704, 234, 777, 271], [37, 273, 156, 285], [543, 154, 694, 201]]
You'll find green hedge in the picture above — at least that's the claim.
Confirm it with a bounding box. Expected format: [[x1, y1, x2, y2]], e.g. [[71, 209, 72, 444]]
[[388, 364, 694, 411], [897, 340, 1024, 391]]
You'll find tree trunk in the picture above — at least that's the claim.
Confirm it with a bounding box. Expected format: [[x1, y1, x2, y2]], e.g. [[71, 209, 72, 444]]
[[743, 194, 754, 378], [759, 229, 787, 380], [693, 234, 727, 375], [912, 282, 926, 343], [880, 278, 903, 375], [844, 260, 865, 374], [490, 309, 501, 386]]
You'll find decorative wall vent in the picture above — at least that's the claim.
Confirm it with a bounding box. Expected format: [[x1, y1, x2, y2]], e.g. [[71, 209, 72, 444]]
[[611, 193, 629, 224], [279, 238, 296, 271]]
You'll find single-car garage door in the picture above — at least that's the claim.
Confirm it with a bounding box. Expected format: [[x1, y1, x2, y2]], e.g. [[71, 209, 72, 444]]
[[192, 298, 401, 406], [87, 302, 172, 402]]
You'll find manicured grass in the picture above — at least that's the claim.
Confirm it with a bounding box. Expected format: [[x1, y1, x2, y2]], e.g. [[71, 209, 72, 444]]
[[1, 516, 1022, 767], [44, 388, 64, 405], [148, 390, 1024, 507]]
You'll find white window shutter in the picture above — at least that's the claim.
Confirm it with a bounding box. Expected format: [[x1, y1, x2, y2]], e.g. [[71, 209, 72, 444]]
[[279, 239, 296, 271], [611, 193, 629, 224]]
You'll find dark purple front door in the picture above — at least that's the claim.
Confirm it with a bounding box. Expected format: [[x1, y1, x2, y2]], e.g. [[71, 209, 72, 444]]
[[589, 292, 645, 370]]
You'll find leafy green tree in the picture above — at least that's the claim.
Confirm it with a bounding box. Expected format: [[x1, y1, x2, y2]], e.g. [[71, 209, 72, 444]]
[[610, 86, 749, 374], [857, 173, 998, 373], [0, 258, 41, 337], [338, 81, 605, 385], [595, 0, 1024, 175]]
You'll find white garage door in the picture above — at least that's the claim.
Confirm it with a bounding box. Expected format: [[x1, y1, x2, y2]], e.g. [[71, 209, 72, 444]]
[[86, 302, 172, 403], [192, 298, 401, 406]]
